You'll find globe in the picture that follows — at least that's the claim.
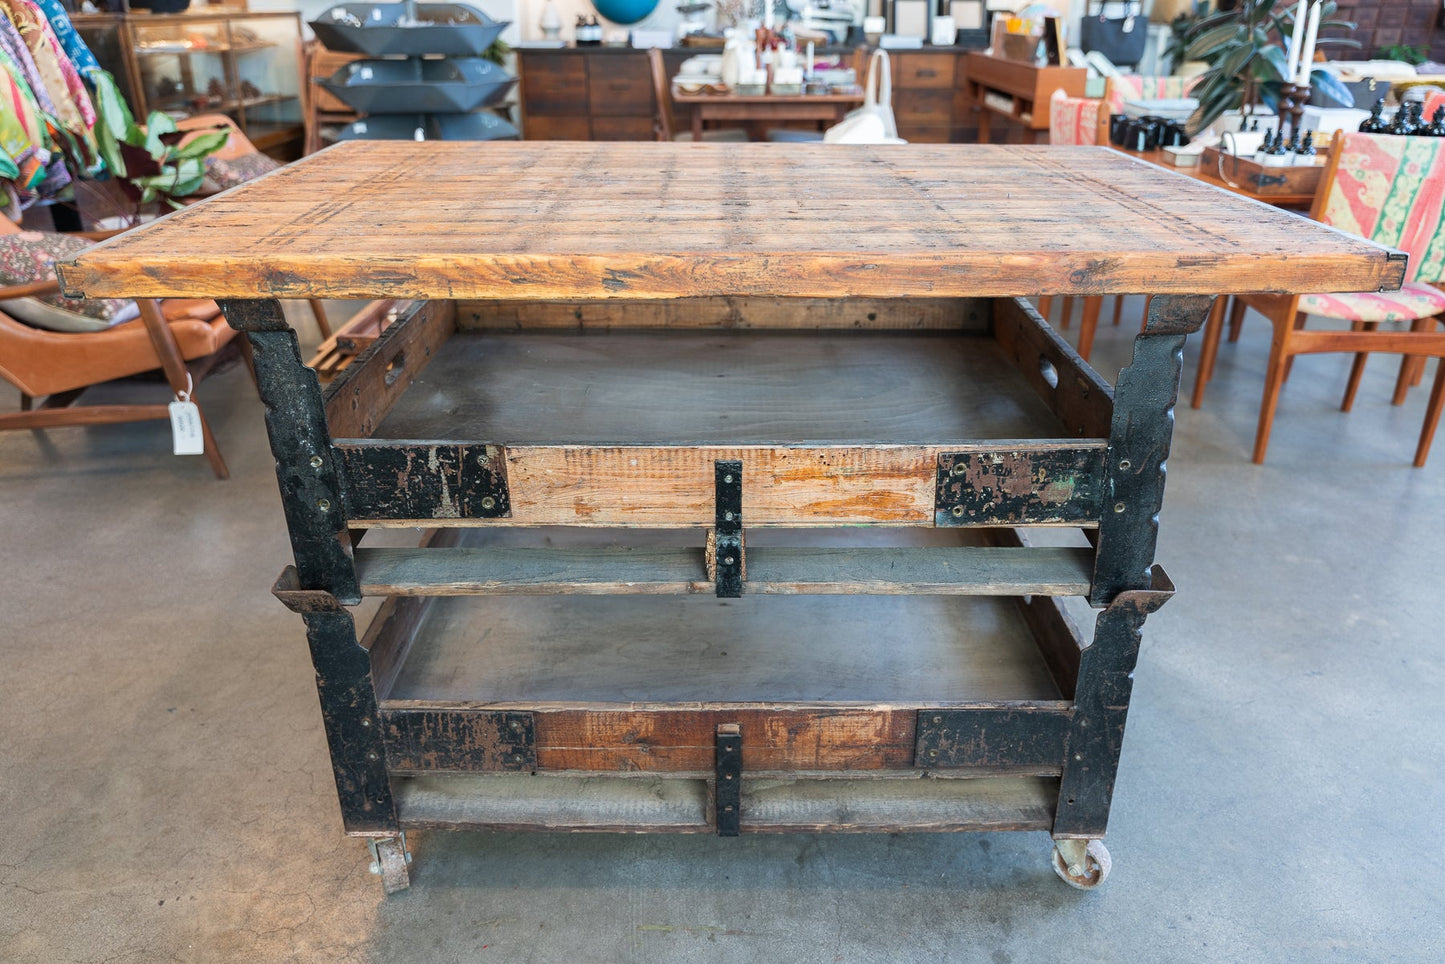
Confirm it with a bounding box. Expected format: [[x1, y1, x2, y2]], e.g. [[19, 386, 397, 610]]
[[591, 0, 659, 25]]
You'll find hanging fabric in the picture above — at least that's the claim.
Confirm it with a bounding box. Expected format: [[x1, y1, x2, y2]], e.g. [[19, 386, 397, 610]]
[[29, 0, 101, 81], [1, 0, 94, 140]]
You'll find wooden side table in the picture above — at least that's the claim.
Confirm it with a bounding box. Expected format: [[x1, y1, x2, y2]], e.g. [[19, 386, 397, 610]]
[[966, 52, 1087, 144], [670, 89, 865, 141]]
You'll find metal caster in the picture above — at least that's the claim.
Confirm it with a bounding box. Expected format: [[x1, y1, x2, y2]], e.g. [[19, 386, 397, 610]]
[[367, 833, 413, 894], [1051, 838, 1111, 890]]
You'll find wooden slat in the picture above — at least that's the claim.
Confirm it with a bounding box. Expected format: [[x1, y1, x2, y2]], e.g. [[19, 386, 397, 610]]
[[739, 775, 1056, 832], [992, 296, 1115, 440], [454, 296, 985, 331], [323, 300, 454, 438], [391, 772, 1057, 833], [353, 545, 1095, 596], [59, 142, 1404, 301]]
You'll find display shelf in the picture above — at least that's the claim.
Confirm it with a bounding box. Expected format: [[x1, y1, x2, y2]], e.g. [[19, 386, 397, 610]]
[[125, 11, 304, 158]]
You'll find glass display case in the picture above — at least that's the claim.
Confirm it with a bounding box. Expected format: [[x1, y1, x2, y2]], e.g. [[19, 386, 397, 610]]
[[126, 11, 304, 155]]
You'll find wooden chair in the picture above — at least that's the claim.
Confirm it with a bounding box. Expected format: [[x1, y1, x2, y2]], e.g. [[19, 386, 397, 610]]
[[646, 48, 749, 143], [1192, 131, 1445, 466], [0, 219, 241, 477]]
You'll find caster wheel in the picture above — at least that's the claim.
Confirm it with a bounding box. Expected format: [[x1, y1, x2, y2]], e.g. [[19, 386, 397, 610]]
[[368, 835, 412, 894], [1051, 838, 1111, 890]]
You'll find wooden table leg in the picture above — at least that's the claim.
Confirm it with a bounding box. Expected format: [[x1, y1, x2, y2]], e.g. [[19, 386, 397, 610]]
[[692, 107, 703, 142], [976, 106, 991, 144]]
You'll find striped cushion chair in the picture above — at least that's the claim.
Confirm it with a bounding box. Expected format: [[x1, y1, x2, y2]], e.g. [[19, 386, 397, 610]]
[[1198, 131, 1445, 466], [1102, 75, 1196, 116]]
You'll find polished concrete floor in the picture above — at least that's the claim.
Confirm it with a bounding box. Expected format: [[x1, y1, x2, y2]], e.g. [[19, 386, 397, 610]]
[[2, 300, 1442, 963]]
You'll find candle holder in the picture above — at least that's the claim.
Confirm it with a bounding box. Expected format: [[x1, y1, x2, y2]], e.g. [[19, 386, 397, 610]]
[[1278, 82, 1312, 145]]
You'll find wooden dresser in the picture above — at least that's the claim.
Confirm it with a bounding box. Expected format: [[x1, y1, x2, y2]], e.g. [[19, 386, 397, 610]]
[[518, 45, 983, 142]]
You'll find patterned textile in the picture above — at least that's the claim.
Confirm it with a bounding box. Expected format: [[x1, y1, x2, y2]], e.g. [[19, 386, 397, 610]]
[[24, 0, 95, 130], [29, 0, 100, 80], [1299, 281, 1445, 323], [2, 0, 94, 143], [0, 231, 133, 322], [1050, 89, 1105, 146], [1103, 75, 1196, 115], [204, 151, 281, 190], [1320, 132, 1445, 283]]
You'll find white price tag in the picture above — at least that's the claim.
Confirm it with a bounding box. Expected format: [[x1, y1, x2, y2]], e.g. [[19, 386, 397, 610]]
[[168, 400, 205, 455]]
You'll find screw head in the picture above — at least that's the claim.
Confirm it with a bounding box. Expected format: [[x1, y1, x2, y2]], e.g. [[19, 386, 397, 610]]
[[723, 556, 735, 565], [1068, 863, 1084, 877], [366, 751, 379, 761], [951, 462, 966, 476], [309, 455, 324, 469], [359, 718, 371, 728], [508, 720, 523, 732], [1113, 502, 1127, 513], [927, 749, 939, 758], [1118, 459, 1131, 471], [1074, 753, 1084, 761], [724, 511, 734, 521], [724, 474, 734, 483], [950, 505, 965, 518], [316, 498, 331, 512], [932, 715, 943, 725], [480, 496, 497, 511]]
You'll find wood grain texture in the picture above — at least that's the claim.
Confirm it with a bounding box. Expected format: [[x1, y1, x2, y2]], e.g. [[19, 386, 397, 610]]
[[59, 142, 1404, 301], [391, 772, 1056, 833], [352, 544, 1095, 596], [382, 590, 1064, 704], [322, 300, 454, 439], [370, 328, 1068, 444], [454, 296, 986, 331]]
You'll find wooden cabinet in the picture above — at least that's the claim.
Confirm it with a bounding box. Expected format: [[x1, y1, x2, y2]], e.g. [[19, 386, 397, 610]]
[[965, 51, 1087, 144], [517, 48, 682, 140]]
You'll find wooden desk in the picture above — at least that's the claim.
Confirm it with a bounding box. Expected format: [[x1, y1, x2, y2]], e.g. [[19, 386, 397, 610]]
[[966, 52, 1087, 144], [61, 143, 1402, 897], [670, 87, 864, 141]]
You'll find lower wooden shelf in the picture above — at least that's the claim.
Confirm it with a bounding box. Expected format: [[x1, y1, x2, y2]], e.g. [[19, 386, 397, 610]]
[[393, 772, 1058, 834]]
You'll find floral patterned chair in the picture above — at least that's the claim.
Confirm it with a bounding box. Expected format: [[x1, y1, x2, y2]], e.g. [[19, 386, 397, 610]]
[[1192, 131, 1445, 466]]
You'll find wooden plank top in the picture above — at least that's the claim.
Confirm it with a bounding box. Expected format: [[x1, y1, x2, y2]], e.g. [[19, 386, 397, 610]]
[[58, 141, 1405, 301]]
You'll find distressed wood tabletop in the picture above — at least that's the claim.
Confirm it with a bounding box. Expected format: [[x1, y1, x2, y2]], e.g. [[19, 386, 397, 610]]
[[59, 141, 1405, 301]]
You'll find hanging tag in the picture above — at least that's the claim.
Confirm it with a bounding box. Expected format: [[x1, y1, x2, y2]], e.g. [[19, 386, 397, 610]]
[[168, 372, 204, 456]]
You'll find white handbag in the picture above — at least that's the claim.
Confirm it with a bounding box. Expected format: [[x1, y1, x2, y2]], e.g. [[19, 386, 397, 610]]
[[824, 50, 907, 145]]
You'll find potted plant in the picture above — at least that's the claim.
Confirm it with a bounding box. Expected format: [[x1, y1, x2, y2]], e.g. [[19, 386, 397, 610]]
[[1177, 0, 1358, 133], [53, 71, 230, 226]]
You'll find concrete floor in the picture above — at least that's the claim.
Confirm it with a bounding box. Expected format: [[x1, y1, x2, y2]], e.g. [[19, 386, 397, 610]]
[[2, 299, 1442, 963]]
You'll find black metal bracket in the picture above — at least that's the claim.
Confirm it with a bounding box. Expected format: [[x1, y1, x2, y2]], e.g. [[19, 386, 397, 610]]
[[1248, 173, 1289, 188], [335, 442, 511, 520], [915, 707, 1073, 770], [714, 460, 743, 598], [382, 710, 536, 771], [936, 448, 1105, 526], [715, 723, 741, 836]]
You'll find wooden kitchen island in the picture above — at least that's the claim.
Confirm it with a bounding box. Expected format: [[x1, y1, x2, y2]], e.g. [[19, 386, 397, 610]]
[[60, 142, 1402, 895]]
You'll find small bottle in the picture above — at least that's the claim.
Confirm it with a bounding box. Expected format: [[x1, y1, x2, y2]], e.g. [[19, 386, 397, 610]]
[[1297, 130, 1316, 156], [1408, 101, 1425, 135], [1428, 106, 1445, 138], [1358, 98, 1386, 134], [1388, 103, 1415, 136]]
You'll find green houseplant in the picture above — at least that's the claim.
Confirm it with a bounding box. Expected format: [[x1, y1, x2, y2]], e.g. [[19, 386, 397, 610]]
[[51, 70, 230, 225], [1179, 0, 1358, 133]]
